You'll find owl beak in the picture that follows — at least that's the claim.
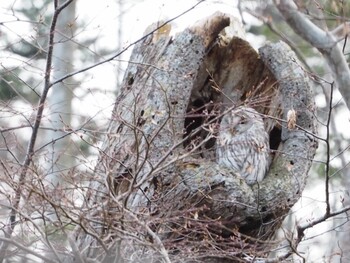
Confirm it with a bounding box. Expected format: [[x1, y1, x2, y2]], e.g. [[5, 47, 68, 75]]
[[230, 127, 237, 135]]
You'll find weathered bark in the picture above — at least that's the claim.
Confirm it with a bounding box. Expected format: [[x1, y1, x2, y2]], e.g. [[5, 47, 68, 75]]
[[76, 12, 317, 262]]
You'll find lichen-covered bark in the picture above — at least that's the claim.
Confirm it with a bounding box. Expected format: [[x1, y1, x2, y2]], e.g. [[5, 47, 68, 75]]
[[76, 12, 317, 262], [257, 42, 318, 222]]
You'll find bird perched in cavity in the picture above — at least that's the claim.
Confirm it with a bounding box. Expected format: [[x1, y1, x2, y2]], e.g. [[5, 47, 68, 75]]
[[216, 106, 270, 185]]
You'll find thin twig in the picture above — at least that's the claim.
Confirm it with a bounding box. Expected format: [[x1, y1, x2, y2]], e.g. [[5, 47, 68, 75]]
[[49, 0, 206, 88], [0, 237, 57, 263], [0, 1, 74, 261], [325, 82, 334, 216]]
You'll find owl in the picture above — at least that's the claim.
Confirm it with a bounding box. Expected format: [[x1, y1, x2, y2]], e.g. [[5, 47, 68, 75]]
[[216, 106, 270, 185]]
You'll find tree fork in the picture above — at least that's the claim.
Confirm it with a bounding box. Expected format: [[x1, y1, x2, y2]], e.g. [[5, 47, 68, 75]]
[[76, 12, 317, 262]]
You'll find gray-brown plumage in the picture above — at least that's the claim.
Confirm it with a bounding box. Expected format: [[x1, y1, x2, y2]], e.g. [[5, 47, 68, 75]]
[[216, 106, 270, 185]]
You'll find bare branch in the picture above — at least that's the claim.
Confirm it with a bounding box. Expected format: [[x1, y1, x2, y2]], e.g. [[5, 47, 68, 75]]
[[0, 237, 57, 263], [49, 0, 206, 88], [274, 0, 350, 110], [0, 0, 74, 260]]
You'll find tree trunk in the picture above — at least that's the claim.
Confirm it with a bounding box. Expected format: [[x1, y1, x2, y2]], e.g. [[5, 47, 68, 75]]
[[75, 12, 317, 262]]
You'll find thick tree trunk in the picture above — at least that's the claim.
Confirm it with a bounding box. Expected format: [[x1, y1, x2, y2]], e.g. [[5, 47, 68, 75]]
[[75, 12, 317, 262]]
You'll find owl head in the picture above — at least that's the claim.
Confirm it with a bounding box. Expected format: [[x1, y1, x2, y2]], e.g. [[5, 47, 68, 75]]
[[220, 107, 263, 135]]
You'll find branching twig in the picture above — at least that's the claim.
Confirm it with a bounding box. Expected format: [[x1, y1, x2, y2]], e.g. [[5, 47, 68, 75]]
[[274, 0, 350, 111], [49, 0, 206, 88], [0, 237, 57, 263], [0, 1, 74, 261]]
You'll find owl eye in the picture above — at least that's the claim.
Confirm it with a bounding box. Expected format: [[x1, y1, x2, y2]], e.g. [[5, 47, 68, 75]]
[[239, 117, 247, 125]]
